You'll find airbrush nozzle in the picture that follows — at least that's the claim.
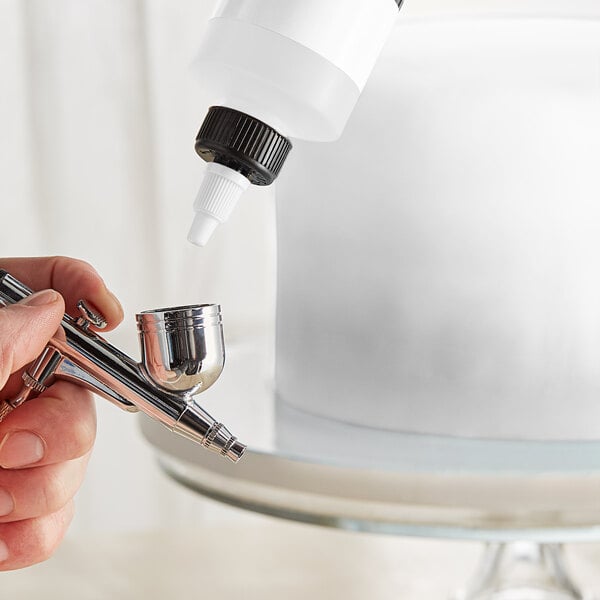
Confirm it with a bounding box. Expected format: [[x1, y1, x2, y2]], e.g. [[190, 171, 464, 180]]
[[176, 403, 246, 462]]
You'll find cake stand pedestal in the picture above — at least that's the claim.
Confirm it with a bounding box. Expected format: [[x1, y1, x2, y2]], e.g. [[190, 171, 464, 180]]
[[454, 542, 585, 599], [141, 342, 600, 599]]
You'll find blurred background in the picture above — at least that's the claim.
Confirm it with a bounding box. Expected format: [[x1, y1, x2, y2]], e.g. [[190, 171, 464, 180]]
[[2, 1, 600, 598]]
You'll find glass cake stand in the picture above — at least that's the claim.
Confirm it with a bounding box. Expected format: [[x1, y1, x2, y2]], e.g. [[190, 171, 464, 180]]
[[141, 341, 600, 599]]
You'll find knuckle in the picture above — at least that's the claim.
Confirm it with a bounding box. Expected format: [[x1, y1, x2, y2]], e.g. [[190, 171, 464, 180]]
[[0, 341, 8, 386], [41, 469, 72, 515], [54, 255, 95, 277], [48, 256, 97, 290], [32, 525, 60, 563], [43, 386, 97, 458], [70, 399, 97, 458], [0, 313, 15, 386], [35, 503, 74, 562], [80, 393, 97, 435]]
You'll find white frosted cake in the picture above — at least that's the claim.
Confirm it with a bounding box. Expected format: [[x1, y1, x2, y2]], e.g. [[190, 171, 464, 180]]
[[274, 9, 600, 441]]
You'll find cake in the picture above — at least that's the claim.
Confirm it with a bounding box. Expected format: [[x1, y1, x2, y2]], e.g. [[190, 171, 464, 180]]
[[274, 11, 600, 441]]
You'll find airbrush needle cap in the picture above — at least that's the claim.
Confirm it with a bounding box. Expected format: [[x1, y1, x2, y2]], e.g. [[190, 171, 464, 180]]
[[188, 162, 250, 246]]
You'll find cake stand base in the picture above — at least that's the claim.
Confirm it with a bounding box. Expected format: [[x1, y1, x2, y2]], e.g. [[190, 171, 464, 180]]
[[454, 543, 586, 600]]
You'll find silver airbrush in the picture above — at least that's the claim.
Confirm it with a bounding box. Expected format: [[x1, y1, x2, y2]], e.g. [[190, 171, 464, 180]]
[[0, 270, 245, 463]]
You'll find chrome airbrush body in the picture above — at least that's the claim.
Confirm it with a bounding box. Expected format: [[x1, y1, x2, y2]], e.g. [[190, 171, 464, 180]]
[[0, 270, 245, 462]]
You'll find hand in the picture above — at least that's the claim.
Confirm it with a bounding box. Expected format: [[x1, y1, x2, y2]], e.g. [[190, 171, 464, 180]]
[[0, 257, 123, 570]]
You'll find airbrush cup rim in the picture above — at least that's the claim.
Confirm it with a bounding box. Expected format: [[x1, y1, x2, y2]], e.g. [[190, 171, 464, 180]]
[[136, 304, 222, 333]]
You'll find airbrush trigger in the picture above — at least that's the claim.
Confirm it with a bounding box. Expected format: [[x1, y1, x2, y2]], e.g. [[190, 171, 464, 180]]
[[76, 300, 107, 330]]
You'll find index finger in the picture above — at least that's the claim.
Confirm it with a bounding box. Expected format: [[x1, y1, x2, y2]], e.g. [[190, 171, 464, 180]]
[[0, 256, 123, 331]]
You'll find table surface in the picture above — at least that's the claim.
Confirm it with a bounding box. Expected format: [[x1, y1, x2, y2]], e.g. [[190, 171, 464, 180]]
[[4, 514, 600, 600]]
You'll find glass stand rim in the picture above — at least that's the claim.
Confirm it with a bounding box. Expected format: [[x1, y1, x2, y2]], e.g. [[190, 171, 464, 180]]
[[143, 423, 600, 543]]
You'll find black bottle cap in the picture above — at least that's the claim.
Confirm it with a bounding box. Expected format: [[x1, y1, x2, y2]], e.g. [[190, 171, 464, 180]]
[[195, 106, 293, 186]]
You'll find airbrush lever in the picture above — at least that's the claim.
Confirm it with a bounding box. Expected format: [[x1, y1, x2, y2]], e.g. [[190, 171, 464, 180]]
[[0, 270, 246, 463]]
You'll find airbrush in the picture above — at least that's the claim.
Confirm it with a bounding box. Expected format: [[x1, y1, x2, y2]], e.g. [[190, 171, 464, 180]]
[[0, 270, 245, 463]]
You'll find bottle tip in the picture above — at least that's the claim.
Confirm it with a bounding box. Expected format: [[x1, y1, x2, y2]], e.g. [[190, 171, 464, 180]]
[[188, 163, 250, 247], [188, 213, 220, 247]]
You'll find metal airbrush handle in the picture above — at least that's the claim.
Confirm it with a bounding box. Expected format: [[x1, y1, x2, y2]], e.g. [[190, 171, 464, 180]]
[[0, 270, 246, 463]]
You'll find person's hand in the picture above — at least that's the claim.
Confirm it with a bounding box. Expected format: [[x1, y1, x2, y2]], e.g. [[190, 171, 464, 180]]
[[0, 257, 123, 570]]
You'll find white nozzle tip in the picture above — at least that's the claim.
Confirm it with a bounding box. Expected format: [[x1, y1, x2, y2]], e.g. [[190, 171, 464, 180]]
[[188, 213, 220, 247], [188, 163, 250, 247]]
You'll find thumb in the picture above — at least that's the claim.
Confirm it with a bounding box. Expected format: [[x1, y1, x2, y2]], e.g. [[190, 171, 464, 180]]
[[0, 290, 65, 388]]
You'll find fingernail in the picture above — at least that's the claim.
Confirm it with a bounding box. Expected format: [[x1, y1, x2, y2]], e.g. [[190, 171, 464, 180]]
[[0, 431, 45, 468], [0, 487, 14, 517], [0, 540, 8, 563], [20, 289, 59, 307]]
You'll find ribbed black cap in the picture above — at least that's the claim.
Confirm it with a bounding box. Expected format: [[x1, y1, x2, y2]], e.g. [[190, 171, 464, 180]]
[[195, 106, 293, 186]]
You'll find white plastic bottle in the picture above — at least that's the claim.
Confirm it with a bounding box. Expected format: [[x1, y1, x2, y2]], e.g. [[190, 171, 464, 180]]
[[188, 0, 402, 246]]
